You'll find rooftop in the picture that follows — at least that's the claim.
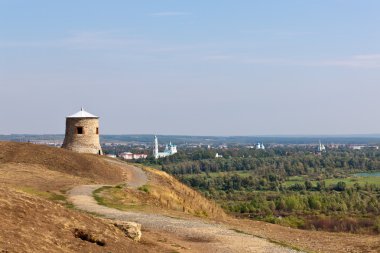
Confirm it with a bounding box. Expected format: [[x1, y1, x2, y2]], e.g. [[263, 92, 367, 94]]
[[67, 108, 98, 118]]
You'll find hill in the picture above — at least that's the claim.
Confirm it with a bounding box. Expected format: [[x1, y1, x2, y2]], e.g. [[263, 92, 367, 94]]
[[0, 186, 171, 253], [0, 142, 126, 185], [1, 141, 380, 253], [0, 142, 170, 252], [95, 164, 227, 220]]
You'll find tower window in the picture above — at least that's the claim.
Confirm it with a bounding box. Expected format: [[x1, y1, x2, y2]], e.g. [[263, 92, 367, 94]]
[[76, 127, 83, 134], [96, 128, 99, 135]]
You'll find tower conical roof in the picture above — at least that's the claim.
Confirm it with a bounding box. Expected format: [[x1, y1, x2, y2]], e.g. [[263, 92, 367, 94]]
[[67, 107, 98, 118]]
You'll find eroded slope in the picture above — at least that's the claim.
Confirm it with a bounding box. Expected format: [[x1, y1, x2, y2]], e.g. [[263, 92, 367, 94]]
[[0, 186, 167, 253]]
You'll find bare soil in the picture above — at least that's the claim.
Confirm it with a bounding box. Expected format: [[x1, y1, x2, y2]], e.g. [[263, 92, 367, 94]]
[[0, 186, 169, 253]]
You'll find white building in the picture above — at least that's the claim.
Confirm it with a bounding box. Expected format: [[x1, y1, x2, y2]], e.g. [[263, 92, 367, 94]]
[[351, 145, 379, 150], [215, 153, 223, 158], [317, 141, 326, 152], [133, 154, 148, 159], [256, 142, 265, 150], [153, 136, 177, 159], [119, 152, 134, 160], [119, 152, 148, 160]]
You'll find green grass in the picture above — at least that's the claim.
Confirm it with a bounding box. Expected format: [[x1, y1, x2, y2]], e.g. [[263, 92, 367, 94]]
[[324, 176, 380, 186], [17, 186, 76, 209], [230, 228, 309, 252], [284, 175, 380, 187], [18, 186, 67, 201], [137, 184, 150, 193], [266, 238, 310, 253], [182, 169, 380, 189], [93, 186, 113, 206], [230, 228, 251, 235], [287, 176, 306, 181], [92, 186, 147, 211], [282, 180, 305, 187]]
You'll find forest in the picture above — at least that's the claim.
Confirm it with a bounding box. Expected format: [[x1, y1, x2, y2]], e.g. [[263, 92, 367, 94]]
[[137, 146, 380, 234]]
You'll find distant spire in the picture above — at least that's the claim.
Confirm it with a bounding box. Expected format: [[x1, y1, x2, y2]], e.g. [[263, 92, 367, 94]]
[[81, 107, 84, 111], [154, 135, 159, 159]]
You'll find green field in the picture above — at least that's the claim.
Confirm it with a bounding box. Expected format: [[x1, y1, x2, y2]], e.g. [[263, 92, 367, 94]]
[[284, 174, 380, 187], [183, 171, 380, 187]]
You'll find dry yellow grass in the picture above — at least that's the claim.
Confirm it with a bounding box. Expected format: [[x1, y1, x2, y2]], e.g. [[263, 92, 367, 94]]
[[0, 162, 91, 193], [0, 142, 187, 253], [0, 141, 126, 184], [97, 165, 227, 220], [0, 186, 171, 253], [144, 166, 227, 219]]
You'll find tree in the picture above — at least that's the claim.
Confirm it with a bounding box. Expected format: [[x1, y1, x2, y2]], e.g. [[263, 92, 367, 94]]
[[304, 180, 313, 190], [316, 181, 326, 191], [333, 181, 346, 192]]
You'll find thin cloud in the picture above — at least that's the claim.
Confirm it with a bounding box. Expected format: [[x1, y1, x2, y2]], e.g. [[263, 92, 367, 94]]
[[0, 40, 54, 48], [240, 29, 316, 37], [2, 33, 380, 69], [320, 54, 380, 68], [242, 54, 380, 69], [244, 58, 301, 65], [353, 54, 380, 60], [61, 31, 142, 49], [0, 31, 143, 50], [151, 11, 190, 17], [202, 54, 235, 61]]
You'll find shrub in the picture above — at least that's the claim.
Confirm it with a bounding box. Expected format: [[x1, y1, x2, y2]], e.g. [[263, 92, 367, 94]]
[[138, 185, 150, 193], [333, 181, 346, 191]]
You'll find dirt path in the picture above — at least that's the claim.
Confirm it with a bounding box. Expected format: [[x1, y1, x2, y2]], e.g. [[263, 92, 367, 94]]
[[68, 162, 302, 253], [105, 158, 148, 188]]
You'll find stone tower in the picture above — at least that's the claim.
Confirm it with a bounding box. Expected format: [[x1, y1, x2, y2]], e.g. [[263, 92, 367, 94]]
[[62, 108, 103, 155]]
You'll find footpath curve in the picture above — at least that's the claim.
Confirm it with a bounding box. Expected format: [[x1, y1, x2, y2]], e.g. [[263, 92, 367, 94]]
[[68, 162, 302, 253]]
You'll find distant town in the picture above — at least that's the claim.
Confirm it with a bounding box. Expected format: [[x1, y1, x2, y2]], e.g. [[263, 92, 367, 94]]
[[1, 134, 380, 160]]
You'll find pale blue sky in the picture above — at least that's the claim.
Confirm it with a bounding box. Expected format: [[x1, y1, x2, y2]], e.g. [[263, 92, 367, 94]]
[[1, 0, 380, 135]]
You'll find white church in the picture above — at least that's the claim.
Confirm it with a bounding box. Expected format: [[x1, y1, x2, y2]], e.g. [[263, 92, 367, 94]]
[[317, 140, 326, 152], [153, 136, 177, 159], [256, 142, 265, 150]]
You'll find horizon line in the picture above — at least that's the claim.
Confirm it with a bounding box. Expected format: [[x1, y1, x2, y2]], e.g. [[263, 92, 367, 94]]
[[2, 133, 380, 138]]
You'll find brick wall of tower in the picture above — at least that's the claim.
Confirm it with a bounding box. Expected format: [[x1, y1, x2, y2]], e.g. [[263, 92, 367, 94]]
[[62, 117, 103, 155]]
